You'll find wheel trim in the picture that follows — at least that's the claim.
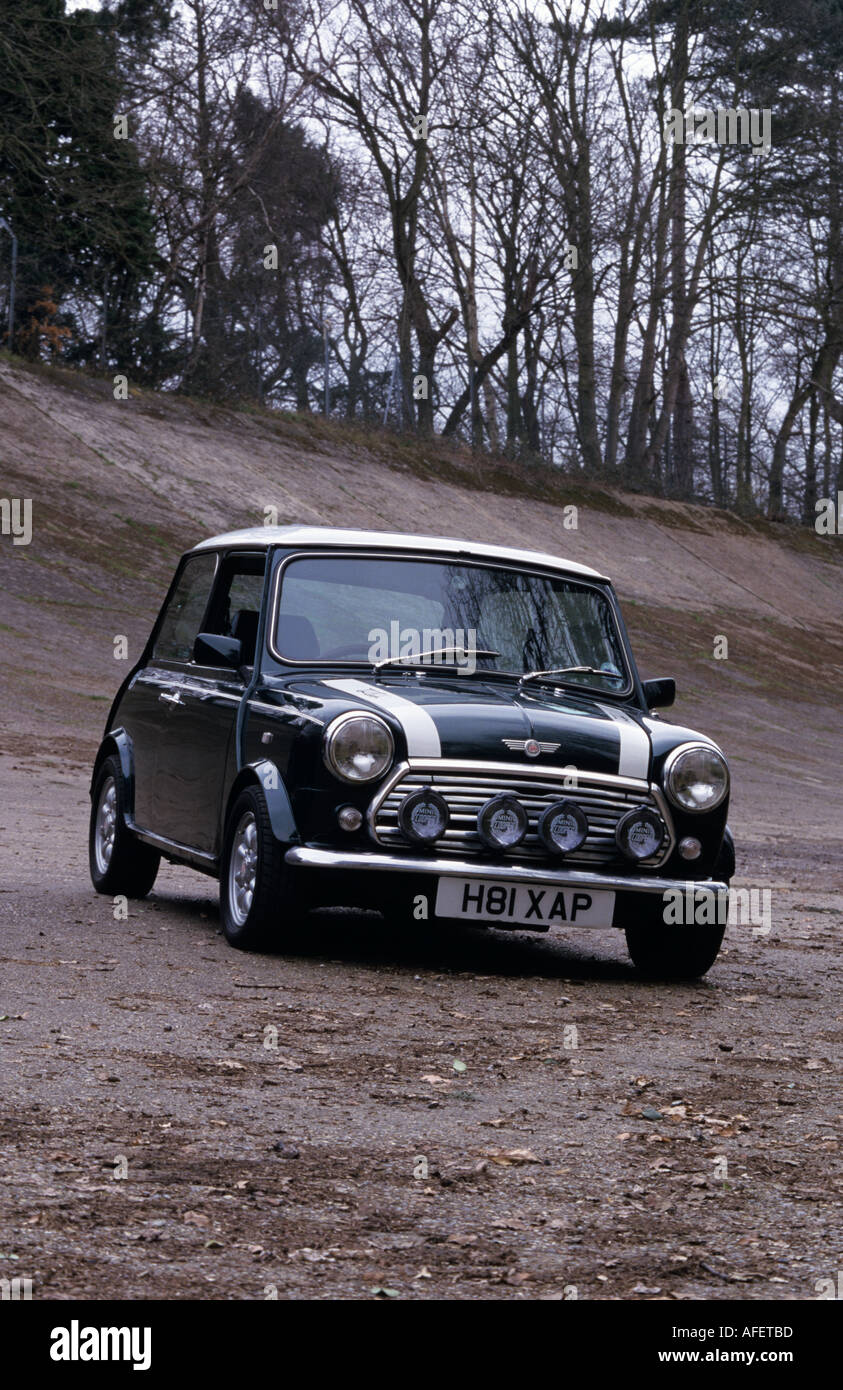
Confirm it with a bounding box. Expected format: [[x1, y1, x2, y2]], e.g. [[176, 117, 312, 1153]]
[[94, 777, 118, 874], [228, 812, 258, 927]]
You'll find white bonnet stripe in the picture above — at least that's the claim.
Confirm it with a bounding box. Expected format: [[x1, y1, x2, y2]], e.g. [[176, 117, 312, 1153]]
[[323, 679, 442, 757], [596, 704, 651, 779]]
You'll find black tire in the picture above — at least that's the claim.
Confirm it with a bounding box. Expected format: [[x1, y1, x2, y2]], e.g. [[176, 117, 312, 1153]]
[[220, 784, 295, 950], [625, 902, 725, 979], [89, 755, 160, 898]]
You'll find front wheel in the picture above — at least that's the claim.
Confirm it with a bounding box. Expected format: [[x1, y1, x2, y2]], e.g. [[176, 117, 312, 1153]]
[[625, 915, 725, 979], [220, 785, 297, 950]]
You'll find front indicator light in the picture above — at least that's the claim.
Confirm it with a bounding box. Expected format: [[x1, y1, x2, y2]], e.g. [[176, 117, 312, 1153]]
[[537, 800, 588, 855], [398, 787, 450, 844], [477, 794, 528, 850], [616, 806, 665, 860]]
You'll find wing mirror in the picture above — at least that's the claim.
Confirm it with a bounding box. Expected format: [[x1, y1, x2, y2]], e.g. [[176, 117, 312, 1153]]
[[193, 632, 242, 668], [642, 676, 676, 709]]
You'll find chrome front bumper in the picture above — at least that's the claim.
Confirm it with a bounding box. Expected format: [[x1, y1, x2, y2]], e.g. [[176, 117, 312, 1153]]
[[284, 845, 728, 900]]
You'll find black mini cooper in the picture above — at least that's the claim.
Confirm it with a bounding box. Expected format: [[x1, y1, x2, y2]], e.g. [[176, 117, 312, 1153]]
[[89, 526, 734, 976]]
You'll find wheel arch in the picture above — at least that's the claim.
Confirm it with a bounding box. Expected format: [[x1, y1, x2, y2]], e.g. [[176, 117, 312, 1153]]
[[223, 760, 299, 846], [716, 823, 736, 882], [90, 729, 134, 807]]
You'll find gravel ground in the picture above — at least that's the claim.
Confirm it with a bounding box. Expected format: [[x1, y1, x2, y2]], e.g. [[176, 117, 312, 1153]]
[[1, 755, 840, 1301]]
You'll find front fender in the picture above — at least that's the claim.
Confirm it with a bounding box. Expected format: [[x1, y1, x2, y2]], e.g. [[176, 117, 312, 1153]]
[[229, 760, 299, 845]]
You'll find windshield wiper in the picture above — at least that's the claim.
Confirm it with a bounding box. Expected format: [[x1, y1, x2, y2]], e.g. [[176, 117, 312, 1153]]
[[518, 664, 620, 687], [373, 645, 500, 677]]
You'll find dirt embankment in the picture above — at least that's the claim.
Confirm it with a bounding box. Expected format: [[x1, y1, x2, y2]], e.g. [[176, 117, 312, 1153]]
[[1, 356, 840, 777]]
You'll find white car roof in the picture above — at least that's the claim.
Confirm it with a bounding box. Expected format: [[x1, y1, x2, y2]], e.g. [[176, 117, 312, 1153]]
[[191, 525, 608, 581]]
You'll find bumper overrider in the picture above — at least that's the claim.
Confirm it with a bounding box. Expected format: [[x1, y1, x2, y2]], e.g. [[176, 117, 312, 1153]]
[[283, 846, 729, 928]]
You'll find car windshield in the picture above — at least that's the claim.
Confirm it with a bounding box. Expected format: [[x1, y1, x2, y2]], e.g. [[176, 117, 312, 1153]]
[[274, 554, 629, 694]]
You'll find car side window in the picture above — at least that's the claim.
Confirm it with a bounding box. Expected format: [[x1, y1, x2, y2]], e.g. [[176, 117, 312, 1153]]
[[200, 553, 267, 667], [223, 572, 265, 633], [152, 553, 217, 662]]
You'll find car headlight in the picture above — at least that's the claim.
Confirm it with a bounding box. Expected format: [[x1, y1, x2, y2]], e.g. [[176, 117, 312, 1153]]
[[323, 712, 394, 783], [664, 743, 729, 813]]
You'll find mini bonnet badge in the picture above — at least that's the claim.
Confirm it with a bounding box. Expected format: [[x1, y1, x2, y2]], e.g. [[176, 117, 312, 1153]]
[[501, 737, 561, 756]]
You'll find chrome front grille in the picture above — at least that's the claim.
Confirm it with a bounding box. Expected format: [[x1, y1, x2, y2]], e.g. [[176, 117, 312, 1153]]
[[369, 760, 674, 868]]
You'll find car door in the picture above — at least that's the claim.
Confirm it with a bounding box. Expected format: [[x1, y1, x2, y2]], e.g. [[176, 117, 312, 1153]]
[[151, 551, 267, 856], [122, 551, 219, 834]]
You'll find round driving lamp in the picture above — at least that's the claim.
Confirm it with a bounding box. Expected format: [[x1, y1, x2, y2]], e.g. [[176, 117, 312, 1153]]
[[664, 743, 729, 813], [398, 787, 450, 845], [477, 794, 528, 851], [537, 800, 588, 855], [322, 711, 394, 783], [616, 806, 665, 860]]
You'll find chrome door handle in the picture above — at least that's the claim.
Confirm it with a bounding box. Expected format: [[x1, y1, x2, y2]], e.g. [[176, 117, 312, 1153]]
[[158, 690, 183, 706]]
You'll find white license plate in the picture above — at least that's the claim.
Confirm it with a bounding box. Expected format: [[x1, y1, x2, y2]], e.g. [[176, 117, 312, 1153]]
[[434, 877, 615, 928]]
